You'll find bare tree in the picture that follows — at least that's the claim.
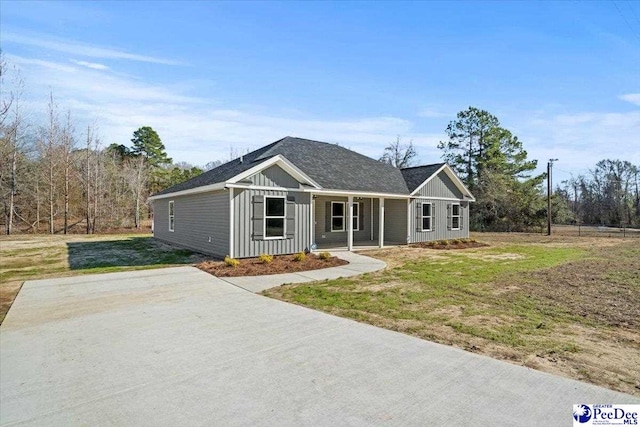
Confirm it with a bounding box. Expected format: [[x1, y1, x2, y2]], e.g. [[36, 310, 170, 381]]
[[122, 155, 148, 229], [42, 93, 61, 234], [0, 57, 28, 235], [379, 137, 417, 168]]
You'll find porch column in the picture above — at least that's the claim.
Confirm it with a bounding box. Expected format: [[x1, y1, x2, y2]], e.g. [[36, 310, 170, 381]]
[[347, 195, 354, 251], [379, 197, 385, 248], [310, 195, 315, 251]]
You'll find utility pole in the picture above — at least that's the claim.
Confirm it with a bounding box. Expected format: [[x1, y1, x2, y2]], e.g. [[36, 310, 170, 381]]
[[547, 158, 558, 236]]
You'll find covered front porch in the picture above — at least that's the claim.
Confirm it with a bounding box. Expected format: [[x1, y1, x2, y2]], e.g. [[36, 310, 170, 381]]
[[311, 194, 408, 251]]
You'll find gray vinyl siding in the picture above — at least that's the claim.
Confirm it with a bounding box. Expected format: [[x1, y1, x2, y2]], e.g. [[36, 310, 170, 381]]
[[409, 199, 470, 242], [313, 196, 375, 246], [414, 171, 464, 199], [153, 191, 229, 257], [383, 198, 408, 244], [248, 165, 301, 188], [233, 188, 311, 258]]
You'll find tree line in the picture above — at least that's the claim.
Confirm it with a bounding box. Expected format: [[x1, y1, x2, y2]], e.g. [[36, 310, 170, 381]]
[[2, 53, 637, 235], [556, 160, 639, 227], [0, 58, 212, 235], [380, 107, 640, 231]]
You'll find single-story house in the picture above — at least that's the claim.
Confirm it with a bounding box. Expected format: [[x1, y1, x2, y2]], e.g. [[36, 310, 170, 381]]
[[149, 137, 475, 258]]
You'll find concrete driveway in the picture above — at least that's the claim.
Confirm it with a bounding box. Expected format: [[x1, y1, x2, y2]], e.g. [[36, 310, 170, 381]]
[[1, 267, 637, 426]]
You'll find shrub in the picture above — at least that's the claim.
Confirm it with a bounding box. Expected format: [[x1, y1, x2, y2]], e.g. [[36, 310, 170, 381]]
[[258, 253, 274, 264], [452, 239, 462, 245], [425, 241, 436, 247], [318, 251, 331, 260], [293, 252, 306, 262], [439, 240, 449, 246], [224, 255, 240, 267]]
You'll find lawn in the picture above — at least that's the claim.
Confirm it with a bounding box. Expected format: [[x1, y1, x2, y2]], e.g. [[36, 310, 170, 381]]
[[264, 233, 640, 396], [0, 234, 207, 324]]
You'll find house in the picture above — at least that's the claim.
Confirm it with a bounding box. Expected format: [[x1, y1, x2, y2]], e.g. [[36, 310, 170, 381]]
[[149, 137, 475, 258]]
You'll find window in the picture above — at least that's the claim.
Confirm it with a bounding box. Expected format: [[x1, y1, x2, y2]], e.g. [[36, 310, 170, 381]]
[[331, 201, 344, 232], [451, 203, 460, 230], [331, 202, 360, 232], [421, 203, 432, 231], [168, 201, 175, 232], [265, 197, 285, 238]]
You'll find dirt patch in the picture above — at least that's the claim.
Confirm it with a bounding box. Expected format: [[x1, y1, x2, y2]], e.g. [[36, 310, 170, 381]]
[[410, 241, 489, 250], [357, 247, 449, 268], [0, 281, 23, 324], [196, 253, 348, 277], [469, 253, 525, 261]]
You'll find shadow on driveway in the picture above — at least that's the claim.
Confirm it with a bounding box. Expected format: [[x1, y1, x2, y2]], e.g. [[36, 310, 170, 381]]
[[66, 237, 199, 270]]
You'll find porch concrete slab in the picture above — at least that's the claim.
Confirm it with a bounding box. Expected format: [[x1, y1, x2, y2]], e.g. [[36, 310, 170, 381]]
[[2, 266, 637, 427]]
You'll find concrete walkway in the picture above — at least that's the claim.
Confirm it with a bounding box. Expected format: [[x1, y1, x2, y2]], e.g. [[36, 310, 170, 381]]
[[219, 251, 387, 292], [1, 267, 637, 427]]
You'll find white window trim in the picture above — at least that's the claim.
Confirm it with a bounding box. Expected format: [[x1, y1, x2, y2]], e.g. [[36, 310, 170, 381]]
[[331, 201, 361, 232], [352, 202, 361, 232], [168, 200, 175, 232], [264, 196, 286, 240], [421, 202, 432, 232], [451, 203, 461, 231]]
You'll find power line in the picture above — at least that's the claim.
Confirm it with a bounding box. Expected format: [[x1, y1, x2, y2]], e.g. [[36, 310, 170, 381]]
[[613, 0, 640, 44], [625, 0, 640, 27]]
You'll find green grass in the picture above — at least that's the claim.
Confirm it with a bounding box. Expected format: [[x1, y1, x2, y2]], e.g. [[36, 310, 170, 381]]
[[265, 244, 588, 352]]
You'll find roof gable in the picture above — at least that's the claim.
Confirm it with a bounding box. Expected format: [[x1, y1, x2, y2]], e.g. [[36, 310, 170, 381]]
[[402, 163, 475, 201], [253, 137, 410, 193]]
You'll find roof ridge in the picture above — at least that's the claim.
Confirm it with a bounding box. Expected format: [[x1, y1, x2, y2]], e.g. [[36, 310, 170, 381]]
[[400, 162, 445, 171]]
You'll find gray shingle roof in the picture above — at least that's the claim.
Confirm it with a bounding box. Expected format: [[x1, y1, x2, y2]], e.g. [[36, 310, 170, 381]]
[[400, 163, 446, 192], [155, 137, 443, 196]]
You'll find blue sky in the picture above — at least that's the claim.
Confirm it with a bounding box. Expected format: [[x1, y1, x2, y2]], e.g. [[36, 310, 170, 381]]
[[2, 1, 639, 183]]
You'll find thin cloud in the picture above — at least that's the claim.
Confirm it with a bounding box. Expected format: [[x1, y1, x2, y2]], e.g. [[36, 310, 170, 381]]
[[71, 60, 109, 71], [619, 93, 640, 106], [4, 31, 183, 66]]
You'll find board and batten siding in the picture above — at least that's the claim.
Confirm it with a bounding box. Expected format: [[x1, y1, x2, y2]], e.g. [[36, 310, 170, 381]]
[[247, 165, 301, 188], [233, 188, 311, 258], [153, 190, 229, 257], [409, 170, 470, 241], [414, 171, 464, 199], [408, 199, 470, 242]]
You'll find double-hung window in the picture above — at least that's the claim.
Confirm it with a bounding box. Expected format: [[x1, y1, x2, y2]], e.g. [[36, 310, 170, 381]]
[[168, 201, 175, 232], [331, 201, 345, 232], [421, 203, 432, 231], [451, 203, 461, 230], [331, 201, 360, 232], [265, 197, 285, 238]]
